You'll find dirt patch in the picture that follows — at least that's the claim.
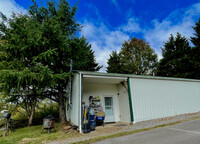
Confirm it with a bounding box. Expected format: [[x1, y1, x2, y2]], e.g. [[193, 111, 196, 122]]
[[20, 138, 39, 144]]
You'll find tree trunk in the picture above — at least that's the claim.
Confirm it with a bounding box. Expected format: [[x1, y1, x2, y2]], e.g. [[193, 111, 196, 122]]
[[28, 101, 36, 126], [28, 109, 34, 126], [3, 119, 9, 137], [58, 90, 66, 124]]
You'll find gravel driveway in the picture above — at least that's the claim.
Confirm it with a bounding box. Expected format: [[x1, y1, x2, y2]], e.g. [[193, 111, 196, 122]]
[[48, 111, 200, 144]]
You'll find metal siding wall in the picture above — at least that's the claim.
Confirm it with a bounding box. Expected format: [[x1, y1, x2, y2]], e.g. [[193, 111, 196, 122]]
[[69, 73, 80, 126], [130, 78, 200, 122], [118, 84, 131, 123]]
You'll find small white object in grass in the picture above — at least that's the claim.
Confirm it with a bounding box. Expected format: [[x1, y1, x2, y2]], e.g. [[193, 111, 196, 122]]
[[1, 110, 9, 114]]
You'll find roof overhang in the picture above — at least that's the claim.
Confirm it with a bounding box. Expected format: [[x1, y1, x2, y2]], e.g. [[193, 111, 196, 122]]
[[75, 71, 200, 83], [82, 75, 127, 84]]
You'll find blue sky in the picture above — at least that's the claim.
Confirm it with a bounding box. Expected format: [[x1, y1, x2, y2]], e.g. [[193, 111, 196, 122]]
[[0, 0, 200, 71]]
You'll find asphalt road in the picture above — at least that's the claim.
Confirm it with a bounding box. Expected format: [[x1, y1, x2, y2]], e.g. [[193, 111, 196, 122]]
[[94, 119, 200, 144]]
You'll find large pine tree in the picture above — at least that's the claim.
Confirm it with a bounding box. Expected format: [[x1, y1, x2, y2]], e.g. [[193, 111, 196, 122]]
[[106, 51, 122, 73], [0, 0, 101, 124], [157, 33, 192, 78], [190, 18, 200, 79]]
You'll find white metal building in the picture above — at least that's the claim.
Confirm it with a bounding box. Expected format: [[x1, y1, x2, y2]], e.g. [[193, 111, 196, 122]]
[[66, 71, 200, 133]]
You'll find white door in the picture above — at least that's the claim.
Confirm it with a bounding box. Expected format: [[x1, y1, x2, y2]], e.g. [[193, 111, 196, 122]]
[[104, 97, 115, 122]]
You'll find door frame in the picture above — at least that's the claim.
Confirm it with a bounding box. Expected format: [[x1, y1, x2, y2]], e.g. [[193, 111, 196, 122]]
[[103, 95, 115, 122]]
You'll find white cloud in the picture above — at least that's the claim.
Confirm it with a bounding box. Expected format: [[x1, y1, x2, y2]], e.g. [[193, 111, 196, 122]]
[[0, 0, 198, 73], [81, 21, 129, 72], [0, 0, 27, 18], [121, 18, 142, 33], [81, 0, 200, 71], [144, 2, 200, 58], [1, 0, 197, 73]]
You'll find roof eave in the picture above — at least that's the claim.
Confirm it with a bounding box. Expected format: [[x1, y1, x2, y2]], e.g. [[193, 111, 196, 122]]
[[73, 70, 200, 83]]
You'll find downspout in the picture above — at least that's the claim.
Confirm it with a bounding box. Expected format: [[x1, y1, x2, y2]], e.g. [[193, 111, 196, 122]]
[[127, 77, 134, 123], [69, 60, 73, 105], [79, 73, 82, 133]]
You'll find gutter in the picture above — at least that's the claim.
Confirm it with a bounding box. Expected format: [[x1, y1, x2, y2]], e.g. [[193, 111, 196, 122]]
[[83, 74, 127, 80], [74, 70, 200, 83], [127, 77, 134, 123]]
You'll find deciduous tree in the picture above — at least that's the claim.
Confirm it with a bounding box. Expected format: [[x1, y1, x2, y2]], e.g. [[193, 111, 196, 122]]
[[107, 38, 158, 75]]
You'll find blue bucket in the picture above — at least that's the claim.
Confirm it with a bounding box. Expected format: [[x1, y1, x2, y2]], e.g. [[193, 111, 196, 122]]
[[89, 120, 96, 130], [89, 114, 96, 121], [82, 123, 90, 133], [96, 116, 105, 120]]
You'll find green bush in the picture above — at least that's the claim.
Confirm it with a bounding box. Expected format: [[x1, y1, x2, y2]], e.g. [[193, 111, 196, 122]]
[[11, 101, 59, 128], [34, 102, 59, 120]]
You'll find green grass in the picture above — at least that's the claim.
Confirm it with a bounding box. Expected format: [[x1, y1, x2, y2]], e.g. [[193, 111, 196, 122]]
[[0, 123, 77, 144]]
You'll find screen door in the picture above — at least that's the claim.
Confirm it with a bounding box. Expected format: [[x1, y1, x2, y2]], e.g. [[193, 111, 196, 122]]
[[104, 97, 115, 122]]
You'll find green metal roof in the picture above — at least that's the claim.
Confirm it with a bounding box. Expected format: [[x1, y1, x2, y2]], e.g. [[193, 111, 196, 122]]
[[74, 70, 200, 83]]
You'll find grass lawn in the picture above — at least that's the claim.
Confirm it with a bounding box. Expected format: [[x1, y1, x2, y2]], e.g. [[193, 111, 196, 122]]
[[0, 123, 78, 144]]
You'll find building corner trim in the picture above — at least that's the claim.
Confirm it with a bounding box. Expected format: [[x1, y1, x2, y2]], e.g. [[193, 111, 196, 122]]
[[127, 77, 134, 122], [79, 73, 82, 133]]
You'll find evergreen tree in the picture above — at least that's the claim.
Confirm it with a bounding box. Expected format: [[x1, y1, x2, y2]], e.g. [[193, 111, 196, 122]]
[[190, 18, 200, 79], [0, 0, 101, 124], [107, 51, 122, 73], [191, 18, 200, 51], [157, 33, 192, 78]]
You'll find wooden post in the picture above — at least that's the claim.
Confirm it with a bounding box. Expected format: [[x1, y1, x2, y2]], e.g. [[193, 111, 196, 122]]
[[3, 118, 9, 137]]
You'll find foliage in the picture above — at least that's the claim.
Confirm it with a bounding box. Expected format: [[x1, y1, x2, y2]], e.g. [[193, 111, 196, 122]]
[[11, 101, 59, 128], [0, 0, 101, 123], [11, 109, 27, 121], [34, 101, 59, 120], [0, 95, 17, 128], [157, 33, 192, 78], [190, 18, 200, 79], [0, 95, 16, 113], [191, 18, 200, 50], [107, 38, 158, 75], [106, 51, 122, 73], [12, 100, 59, 120], [68, 37, 102, 71]]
